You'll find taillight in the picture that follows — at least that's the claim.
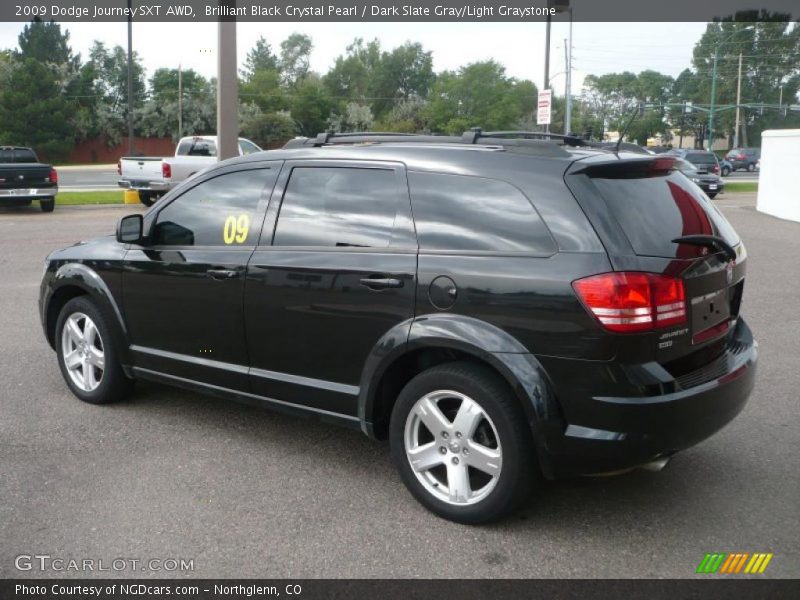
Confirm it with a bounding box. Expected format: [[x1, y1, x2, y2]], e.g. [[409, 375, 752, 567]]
[[162, 162, 172, 179], [713, 164, 720, 174], [572, 272, 687, 333], [49, 168, 58, 184], [117, 160, 121, 176]]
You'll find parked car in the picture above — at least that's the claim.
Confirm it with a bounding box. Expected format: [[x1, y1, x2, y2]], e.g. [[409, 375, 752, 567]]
[[41, 131, 757, 524], [720, 159, 733, 177], [118, 136, 262, 206], [668, 149, 721, 175], [674, 158, 724, 198], [0, 146, 57, 212], [725, 147, 760, 172]]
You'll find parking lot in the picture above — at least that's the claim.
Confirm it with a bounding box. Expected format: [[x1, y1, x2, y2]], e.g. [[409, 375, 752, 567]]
[[1, 193, 798, 578]]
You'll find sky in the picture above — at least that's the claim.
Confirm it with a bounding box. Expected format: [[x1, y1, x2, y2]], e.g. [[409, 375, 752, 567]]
[[0, 21, 710, 94]]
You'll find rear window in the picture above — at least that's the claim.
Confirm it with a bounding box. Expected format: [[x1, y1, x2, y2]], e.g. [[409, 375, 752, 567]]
[[686, 153, 716, 165], [590, 171, 739, 258], [0, 148, 38, 163], [177, 139, 217, 157]]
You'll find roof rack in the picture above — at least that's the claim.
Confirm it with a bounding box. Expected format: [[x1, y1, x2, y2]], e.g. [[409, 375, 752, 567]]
[[281, 128, 602, 158]]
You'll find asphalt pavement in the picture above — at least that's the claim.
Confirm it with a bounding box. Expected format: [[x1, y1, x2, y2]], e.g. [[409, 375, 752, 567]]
[[0, 194, 797, 578]]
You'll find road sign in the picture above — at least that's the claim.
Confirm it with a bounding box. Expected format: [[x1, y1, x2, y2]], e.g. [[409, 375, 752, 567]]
[[537, 89, 552, 126]]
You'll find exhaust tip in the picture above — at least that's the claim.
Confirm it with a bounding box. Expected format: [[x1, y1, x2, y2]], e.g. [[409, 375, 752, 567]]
[[639, 456, 671, 472]]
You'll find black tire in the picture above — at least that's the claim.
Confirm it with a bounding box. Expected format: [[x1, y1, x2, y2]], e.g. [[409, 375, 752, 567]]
[[721, 167, 730, 177], [40, 198, 55, 212], [707, 192, 718, 199], [138, 191, 155, 207], [55, 296, 133, 404], [747, 162, 755, 172], [390, 361, 536, 524]]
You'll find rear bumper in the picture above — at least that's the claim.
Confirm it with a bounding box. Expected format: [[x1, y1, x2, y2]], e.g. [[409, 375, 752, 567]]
[[540, 319, 757, 477], [0, 186, 57, 199], [118, 179, 171, 193]]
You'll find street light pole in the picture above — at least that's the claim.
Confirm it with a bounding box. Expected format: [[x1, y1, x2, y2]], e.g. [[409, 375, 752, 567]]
[[564, 8, 573, 135], [544, 12, 551, 133], [126, 0, 134, 155]]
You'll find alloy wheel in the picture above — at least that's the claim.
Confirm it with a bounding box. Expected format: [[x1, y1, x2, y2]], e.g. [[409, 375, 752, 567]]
[[61, 312, 105, 392], [404, 390, 502, 506]]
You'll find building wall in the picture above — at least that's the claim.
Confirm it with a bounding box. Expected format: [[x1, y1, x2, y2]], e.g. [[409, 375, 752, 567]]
[[68, 136, 175, 164], [757, 129, 800, 223]]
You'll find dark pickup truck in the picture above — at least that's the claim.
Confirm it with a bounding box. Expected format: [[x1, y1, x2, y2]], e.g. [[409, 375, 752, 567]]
[[0, 146, 58, 212]]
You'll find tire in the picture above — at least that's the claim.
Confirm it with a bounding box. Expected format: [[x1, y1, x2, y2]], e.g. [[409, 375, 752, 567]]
[[390, 361, 536, 524], [747, 163, 755, 172], [721, 167, 730, 177], [707, 192, 718, 199], [55, 296, 133, 404], [138, 191, 155, 207], [40, 198, 55, 212]]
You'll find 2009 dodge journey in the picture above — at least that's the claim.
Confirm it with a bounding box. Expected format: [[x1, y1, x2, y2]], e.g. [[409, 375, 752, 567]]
[[39, 130, 757, 523]]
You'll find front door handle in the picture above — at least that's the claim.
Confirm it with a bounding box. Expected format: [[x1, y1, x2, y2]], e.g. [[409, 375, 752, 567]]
[[207, 268, 239, 280], [359, 277, 403, 290]]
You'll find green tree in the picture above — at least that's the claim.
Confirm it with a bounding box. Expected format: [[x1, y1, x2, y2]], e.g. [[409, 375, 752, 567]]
[[138, 68, 215, 138], [323, 38, 382, 104], [424, 61, 536, 134], [239, 105, 296, 148], [16, 18, 76, 68], [0, 58, 76, 159], [279, 33, 313, 88], [290, 76, 336, 136], [370, 42, 434, 118], [241, 36, 280, 79], [691, 14, 800, 147]]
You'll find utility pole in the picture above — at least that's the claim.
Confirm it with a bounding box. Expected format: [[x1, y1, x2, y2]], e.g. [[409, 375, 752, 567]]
[[733, 51, 743, 149], [544, 12, 551, 133], [707, 47, 718, 151], [564, 7, 573, 136], [178, 64, 183, 139], [126, 0, 134, 154]]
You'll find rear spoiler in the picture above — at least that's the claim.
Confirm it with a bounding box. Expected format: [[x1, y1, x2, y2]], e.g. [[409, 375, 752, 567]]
[[572, 156, 677, 178]]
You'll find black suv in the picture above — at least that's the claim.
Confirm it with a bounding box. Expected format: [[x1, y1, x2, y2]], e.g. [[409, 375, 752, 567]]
[[39, 131, 757, 524]]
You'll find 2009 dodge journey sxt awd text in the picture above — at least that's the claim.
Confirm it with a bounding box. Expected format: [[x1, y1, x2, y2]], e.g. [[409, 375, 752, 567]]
[[39, 131, 757, 523]]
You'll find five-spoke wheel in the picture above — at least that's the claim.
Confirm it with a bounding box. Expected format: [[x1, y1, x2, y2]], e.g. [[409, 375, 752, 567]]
[[61, 312, 105, 392]]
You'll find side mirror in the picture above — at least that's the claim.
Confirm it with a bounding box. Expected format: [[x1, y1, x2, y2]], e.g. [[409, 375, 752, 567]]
[[116, 214, 144, 244]]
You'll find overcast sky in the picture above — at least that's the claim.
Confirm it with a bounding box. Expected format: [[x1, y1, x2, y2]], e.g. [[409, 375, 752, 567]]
[[0, 21, 710, 94]]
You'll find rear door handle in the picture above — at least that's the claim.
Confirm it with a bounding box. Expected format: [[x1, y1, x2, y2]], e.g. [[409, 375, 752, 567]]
[[207, 268, 239, 280], [359, 277, 403, 289]]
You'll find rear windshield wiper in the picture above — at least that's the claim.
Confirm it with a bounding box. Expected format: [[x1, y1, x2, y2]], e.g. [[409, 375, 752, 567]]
[[671, 235, 737, 261]]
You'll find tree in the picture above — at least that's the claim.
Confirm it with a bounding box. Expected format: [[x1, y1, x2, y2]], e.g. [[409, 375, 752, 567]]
[[0, 58, 76, 159], [279, 33, 313, 88], [691, 14, 800, 147], [328, 102, 374, 132], [241, 36, 279, 79], [424, 61, 536, 134], [138, 68, 215, 138], [370, 42, 434, 118], [16, 18, 76, 68], [239, 104, 296, 148], [323, 38, 382, 103], [290, 76, 336, 136]]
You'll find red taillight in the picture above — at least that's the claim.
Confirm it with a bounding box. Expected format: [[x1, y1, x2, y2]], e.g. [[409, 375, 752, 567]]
[[572, 272, 687, 333], [713, 164, 720, 174], [49, 168, 58, 184], [162, 162, 172, 179], [117, 160, 121, 176]]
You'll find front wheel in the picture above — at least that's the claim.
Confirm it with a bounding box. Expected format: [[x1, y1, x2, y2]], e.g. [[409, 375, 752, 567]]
[[56, 297, 133, 404], [747, 163, 755, 172], [390, 362, 536, 524]]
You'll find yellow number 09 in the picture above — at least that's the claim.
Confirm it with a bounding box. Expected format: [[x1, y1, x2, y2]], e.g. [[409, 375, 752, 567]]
[[223, 214, 250, 244]]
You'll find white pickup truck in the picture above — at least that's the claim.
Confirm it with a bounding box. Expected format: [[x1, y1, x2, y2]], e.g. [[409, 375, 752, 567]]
[[117, 136, 262, 206]]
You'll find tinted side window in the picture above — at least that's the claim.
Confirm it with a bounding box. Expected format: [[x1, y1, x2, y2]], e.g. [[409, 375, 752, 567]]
[[273, 167, 400, 248], [153, 168, 276, 246], [239, 140, 261, 155], [408, 172, 555, 254]]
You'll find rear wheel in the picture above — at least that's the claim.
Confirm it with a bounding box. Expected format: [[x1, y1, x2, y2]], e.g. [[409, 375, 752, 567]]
[[56, 297, 133, 404], [721, 166, 730, 177], [390, 362, 536, 524], [40, 198, 55, 212], [747, 162, 755, 172], [138, 191, 155, 207], [707, 192, 718, 199]]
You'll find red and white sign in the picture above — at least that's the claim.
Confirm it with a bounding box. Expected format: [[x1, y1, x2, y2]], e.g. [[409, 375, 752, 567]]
[[537, 89, 552, 126]]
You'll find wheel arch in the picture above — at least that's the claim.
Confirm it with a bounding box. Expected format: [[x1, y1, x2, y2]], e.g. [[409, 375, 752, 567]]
[[358, 315, 564, 464], [45, 263, 131, 366]]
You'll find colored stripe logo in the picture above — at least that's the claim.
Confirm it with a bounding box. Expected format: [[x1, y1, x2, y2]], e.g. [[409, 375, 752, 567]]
[[697, 552, 773, 574]]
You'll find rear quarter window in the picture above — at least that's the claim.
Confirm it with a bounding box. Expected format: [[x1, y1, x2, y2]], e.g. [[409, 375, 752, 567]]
[[408, 172, 555, 255]]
